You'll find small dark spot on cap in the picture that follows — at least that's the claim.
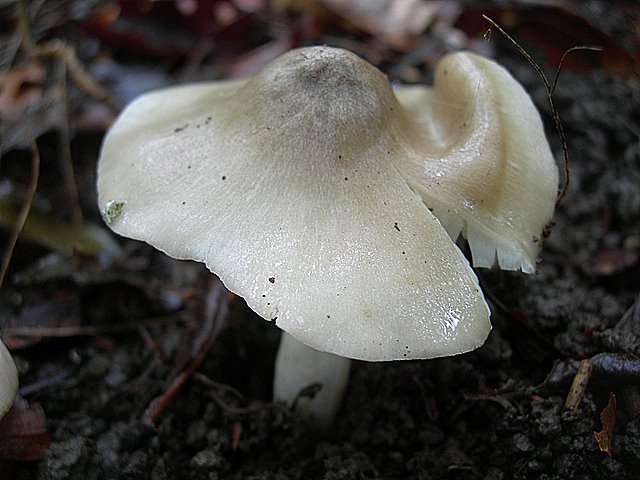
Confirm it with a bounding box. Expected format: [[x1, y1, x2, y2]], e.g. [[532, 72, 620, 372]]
[[181, 201, 186, 205], [532, 235, 540, 243], [394, 222, 400, 232], [221, 175, 227, 180], [543, 221, 555, 238], [338, 155, 342, 159], [326, 315, 331, 319], [344, 177, 348, 181], [268, 276, 276, 283], [402, 251, 406, 255]]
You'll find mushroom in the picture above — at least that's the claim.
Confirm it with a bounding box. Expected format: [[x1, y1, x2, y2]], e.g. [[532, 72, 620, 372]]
[[393, 53, 558, 273], [97, 46, 557, 427], [0, 338, 19, 420]]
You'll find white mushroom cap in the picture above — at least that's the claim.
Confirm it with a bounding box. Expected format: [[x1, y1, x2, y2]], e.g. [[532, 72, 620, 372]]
[[96, 47, 516, 361], [394, 52, 558, 273], [0, 338, 18, 419]]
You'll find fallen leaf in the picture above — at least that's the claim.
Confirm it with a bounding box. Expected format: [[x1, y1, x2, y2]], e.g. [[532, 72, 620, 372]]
[[0, 403, 50, 461], [0, 63, 65, 151], [592, 248, 639, 276], [0, 187, 119, 257], [224, 38, 294, 77], [0, 62, 46, 121], [231, 421, 242, 451], [320, 0, 440, 50], [593, 392, 617, 456]]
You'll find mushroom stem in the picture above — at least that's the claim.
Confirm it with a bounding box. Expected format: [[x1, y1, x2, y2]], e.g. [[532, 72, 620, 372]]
[[273, 332, 351, 430]]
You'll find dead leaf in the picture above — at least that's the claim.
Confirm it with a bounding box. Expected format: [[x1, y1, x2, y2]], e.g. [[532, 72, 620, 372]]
[[231, 421, 242, 451], [0, 63, 65, 151], [0, 403, 50, 461], [271, 0, 327, 15], [320, 0, 440, 50], [0, 186, 119, 257], [0, 62, 46, 121], [592, 248, 639, 276], [224, 38, 294, 77], [593, 392, 617, 456]]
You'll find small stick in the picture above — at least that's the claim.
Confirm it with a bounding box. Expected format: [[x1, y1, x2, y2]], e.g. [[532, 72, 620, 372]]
[[13, 1, 121, 224], [550, 45, 603, 96], [141, 279, 230, 427], [0, 140, 40, 290], [2, 312, 191, 338], [195, 374, 277, 415], [564, 359, 593, 410], [16, 1, 120, 113], [55, 55, 83, 224]]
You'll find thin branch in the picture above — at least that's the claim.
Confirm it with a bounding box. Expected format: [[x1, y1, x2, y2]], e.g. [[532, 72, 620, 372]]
[[2, 312, 191, 338], [12, 3, 120, 224], [482, 15, 601, 205], [550, 45, 603, 95], [0, 140, 40, 289], [55, 51, 83, 224], [141, 278, 231, 427], [61, 44, 121, 113], [16, 0, 37, 54]]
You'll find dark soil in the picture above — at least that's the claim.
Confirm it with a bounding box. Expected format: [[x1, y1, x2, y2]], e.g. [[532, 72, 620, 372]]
[[1, 2, 639, 479]]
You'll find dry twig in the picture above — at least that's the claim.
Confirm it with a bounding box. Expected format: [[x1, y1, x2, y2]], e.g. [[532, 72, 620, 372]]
[[0, 140, 40, 289], [141, 278, 231, 427], [564, 359, 593, 410]]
